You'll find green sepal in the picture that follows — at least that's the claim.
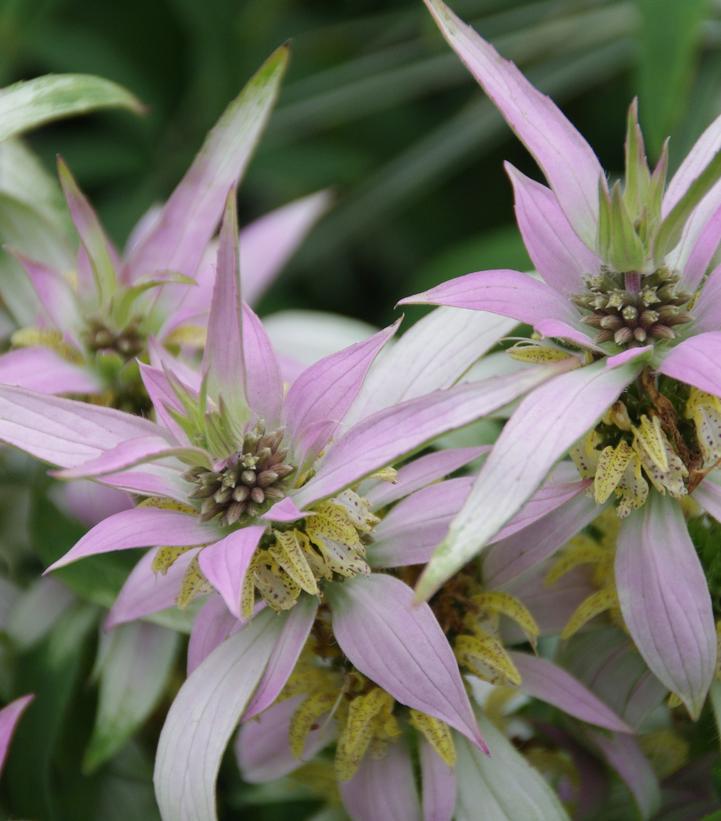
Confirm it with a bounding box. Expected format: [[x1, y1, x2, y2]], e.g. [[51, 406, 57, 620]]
[[598, 180, 646, 271]]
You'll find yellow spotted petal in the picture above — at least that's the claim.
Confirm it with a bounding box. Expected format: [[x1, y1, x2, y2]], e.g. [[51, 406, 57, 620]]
[[152, 545, 193, 574], [507, 343, 572, 363], [633, 414, 668, 471], [307, 501, 363, 547], [472, 591, 539, 648], [570, 431, 600, 479], [409, 710, 456, 766], [335, 688, 396, 781], [455, 631, 521, 686], [616, 454, 649, 518], [138, 496, 197, 514], [271, 530, 319, 595], [593, 440, 632, 504], [545, 542, 607, 586], [290, 691, 339, 759], [561, 587, 618, 640], [176, 555, 212, 608], [370, 467, 398, 484], [253, 551, 301, 612], [11, 326, 81, 362]]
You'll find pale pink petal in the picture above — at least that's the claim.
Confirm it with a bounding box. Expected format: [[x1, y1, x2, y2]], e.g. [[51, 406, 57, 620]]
[[327, 573, 487, 752], [138, 362, 188, 442], [244, 595, 318, 719], [0, 694, 34, 774], [187, 594, 242, 675], [364, 446, 486, 510], [47, 507, 219, 572], [240, 190, 331, 305], [423, 0, 603, 247], [241, 303, 283, 427], [506, 163, 600, 294], [198, 526, 265, 619], [692, 473, 721, 522], [586, 731, 660, 820], [154, 608, 287, 821], [616, 493, 716, 718], [53, 434, 200, 480], [509, 652, 630, 732], [664, 110, 721, 217], [236, 695, 336, 783], [534, 318, 602, 351], [483, 488, 600, 587], [293, 360, 576, 509], [340, 739, 421, 821], [284, 321, 399, 467], [488, 476, 589, 544], [57, 158, 119, 304], [416, 360, 637, 599], [148, 338, 202, 391], [0, 384, 162, 468], [344, 306, 517, 426], [53, 480, 132, 528], [605, 346, 653, 369], [368, 477, 473, 568], [399, 269, 576, 326], [420, 738, 456, 821], [263, 495, 306, 523], [99, 463, 191, 503], [692, 263, 721, 334], [657, 331, 721, 398], [681, 202, 721, 291], [8, 250, 80, 335], [201, 192, 246, 413], [125, 46, 289, 284], [0, 347, 100, 395], [107, 548, 200, 629]]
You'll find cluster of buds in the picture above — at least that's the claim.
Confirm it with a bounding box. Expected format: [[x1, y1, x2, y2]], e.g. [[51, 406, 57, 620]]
[[573, 266, 693, 347], [185, 422, 294, 526], [84, 318, 146, 361]]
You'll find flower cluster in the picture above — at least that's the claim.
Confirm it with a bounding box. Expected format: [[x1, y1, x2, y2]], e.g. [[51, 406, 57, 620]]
[[2, 4, 721, 820]]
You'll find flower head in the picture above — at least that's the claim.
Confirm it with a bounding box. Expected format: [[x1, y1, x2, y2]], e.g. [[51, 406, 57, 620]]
[[400, 0, 721, 721]]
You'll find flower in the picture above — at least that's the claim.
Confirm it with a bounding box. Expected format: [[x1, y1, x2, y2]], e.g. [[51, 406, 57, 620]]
[[0, 45, 328, 410], [399, 0, 721, 719], [0, 177, 575, 817]]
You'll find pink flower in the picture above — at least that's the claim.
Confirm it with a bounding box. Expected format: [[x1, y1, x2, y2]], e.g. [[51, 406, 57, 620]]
[[401, 0, 721, 720], [0, 695, 33, 775], [0, 45, 328, 406]]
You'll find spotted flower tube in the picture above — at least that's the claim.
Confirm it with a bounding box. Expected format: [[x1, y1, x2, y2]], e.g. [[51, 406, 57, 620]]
[[398, 0, 721, 720], [0, 45, 329, 410]]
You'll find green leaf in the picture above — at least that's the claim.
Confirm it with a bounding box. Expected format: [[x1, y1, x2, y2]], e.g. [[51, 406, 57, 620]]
[[4, 601, 98, 819], [654, 147, 721, 262], [110, 271, 195, 328], [637, 0, 708, 158], [84, 622, 179, 773], [598, 181, 646, 271], [0, 74, 143, 142]]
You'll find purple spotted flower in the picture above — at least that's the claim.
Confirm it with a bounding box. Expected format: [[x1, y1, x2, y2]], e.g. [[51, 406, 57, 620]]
[[0, 45, 328, 407], [400, 0, 721, 720]]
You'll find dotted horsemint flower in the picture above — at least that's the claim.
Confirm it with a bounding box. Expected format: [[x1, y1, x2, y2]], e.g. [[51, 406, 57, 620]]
[[395, 0, 721, 722], [0, 183, 578, 818], [0, 44, 329, 415]]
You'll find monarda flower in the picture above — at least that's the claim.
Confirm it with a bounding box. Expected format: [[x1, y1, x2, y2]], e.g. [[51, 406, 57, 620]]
[[400, 0, 721, 719], [0, 45, 328, 411], [0, 191, 573, 819], [0, 695, 33, 775]]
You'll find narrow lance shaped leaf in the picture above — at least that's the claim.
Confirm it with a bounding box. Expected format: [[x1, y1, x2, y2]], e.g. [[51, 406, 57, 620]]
[[623, 99, 651, 220], [0, 74, 143, 142]]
